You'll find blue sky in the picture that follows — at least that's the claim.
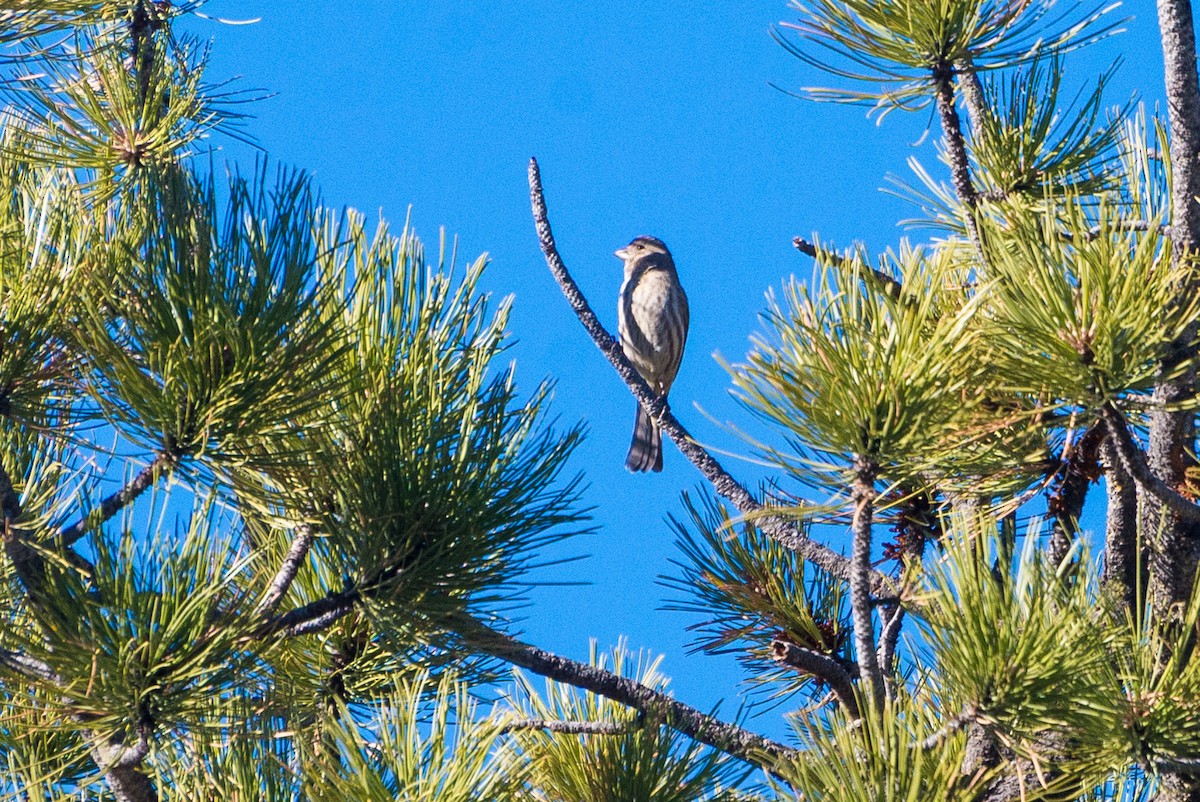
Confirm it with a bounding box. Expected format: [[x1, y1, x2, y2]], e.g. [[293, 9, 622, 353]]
[[187, 1, 1166, 741]]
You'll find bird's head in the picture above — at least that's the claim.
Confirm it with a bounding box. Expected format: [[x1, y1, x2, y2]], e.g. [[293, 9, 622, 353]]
[[614, 235, 671, 263]]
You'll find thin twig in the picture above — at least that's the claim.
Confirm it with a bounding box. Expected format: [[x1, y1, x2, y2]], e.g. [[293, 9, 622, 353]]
[[1060, 220, 1158, 242], [0, 648, 59, 682], [59, 452, 174, 548], [528, 158, 894, 597], [1099, 402, 1200, 526], [771, 639, 859, 718], [256, 591, 358, 639], [262, 591, 794, 766], [792, 236, 904, 299], [876, 603, 904, 700], [256, 523, 316, 617], [918, 704, 979, 750], [500, 718, 632, 736], [457, 614, 796, 767]]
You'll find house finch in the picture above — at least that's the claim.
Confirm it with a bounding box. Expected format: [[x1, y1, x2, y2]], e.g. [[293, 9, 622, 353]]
[[615, 235, 689, 472]]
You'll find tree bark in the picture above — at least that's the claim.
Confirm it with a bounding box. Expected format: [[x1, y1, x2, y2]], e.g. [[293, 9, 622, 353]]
[[1150, 3, 1200, 797], [849, 461, 883, 708], [1101, 437, 1140, 612], [1150, 0, 1200, 619]]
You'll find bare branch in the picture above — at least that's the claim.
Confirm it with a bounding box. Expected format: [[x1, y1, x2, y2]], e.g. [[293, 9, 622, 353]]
[[792, 236, 904, 300], [528, 158, 894, 598], [771, 639, 859, 718], [1099, 402, 1200, 526], [459, 614, 795, 767], [257, 591, 357, 639], [59, 453, 175, 548], [850, 463, 883, 708], [933, 62, 984, 256], [500, 718, 631, 736], [918, 704, 978, 750], [876, 603, 904, 701], [256, 523, 316, 618], [0, 648, 59, 682]]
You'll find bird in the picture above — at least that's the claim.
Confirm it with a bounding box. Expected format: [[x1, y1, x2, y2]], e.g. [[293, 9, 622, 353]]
[[615, 235, 689, 472]]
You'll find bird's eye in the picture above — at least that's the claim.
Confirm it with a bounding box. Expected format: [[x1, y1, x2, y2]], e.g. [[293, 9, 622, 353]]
[[634, 243, 644, 250]]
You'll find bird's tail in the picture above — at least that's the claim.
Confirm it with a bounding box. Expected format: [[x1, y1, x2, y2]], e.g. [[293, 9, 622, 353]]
[[626, 403, 663, 472]]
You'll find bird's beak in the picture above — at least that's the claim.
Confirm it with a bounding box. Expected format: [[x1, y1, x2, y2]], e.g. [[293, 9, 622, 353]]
[[614, 247, 629, 260]]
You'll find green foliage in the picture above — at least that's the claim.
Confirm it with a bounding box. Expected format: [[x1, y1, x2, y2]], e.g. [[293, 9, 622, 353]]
[[777, 694, 979, 802], [978, 197, 1200, 406], [664, 489, 850, 700], [1, 495, 261, 748], [729, 251, 988, 490], [968, 57, 1126, 199], [291, 211, 586, 626], [920, 524, 1110, 747], [2, 18, 248, 178], [503, 644, 751, 802], [78, 167, 346, 474], [306, 671, 522, 802], [774, 0, 1121, 113]]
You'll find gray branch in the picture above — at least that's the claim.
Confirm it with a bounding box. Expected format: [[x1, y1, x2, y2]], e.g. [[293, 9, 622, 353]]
[[792, 236, 904, 300], [458, 614, 796, 767], [849, 465, 884, 709], [917, 704, 978, 750], [1099, 402, 1200, 526], [933, 62, 984, 257], [256, 523, 316, 618], [500, 718, 631, 736], [876, 603, 905, 701], [59, 453, 174, 548], [1148, 0, 1200, 620], [0, 648, 59, 682], [771, 639, 859, 718]]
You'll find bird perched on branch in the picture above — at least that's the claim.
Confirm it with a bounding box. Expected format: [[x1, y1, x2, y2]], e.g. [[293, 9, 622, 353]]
[[615, 235, 689, 472]]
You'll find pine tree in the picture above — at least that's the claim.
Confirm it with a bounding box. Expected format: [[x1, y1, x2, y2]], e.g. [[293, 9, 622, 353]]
[[6, 2, 1200, 802]]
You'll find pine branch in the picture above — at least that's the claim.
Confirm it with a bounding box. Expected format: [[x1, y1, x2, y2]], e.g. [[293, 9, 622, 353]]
[[876, 603, 904, 701], [955, 60, 988, 138], [500, 718, 632, 736], [59, 453, 175, 548], [917, 704, 978, 750], [1100, 436, 1139, 610], [771, 639, 859, 718], [0, 455, 43, 597], [264, 591, 794, 766], [0, 648, 58, 682], [849, 462, 883, 708], [932, 62, 986, 262], [256, 523, 316, 617], [257, 591, 358, 638], [1149, 0, 1200, 615], [93, 734, 156, 802], [1099, 402, 1200, 526], [792, 236, 904, 300], [528, 157, 894, 598], [456, 614, 796, 767]]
